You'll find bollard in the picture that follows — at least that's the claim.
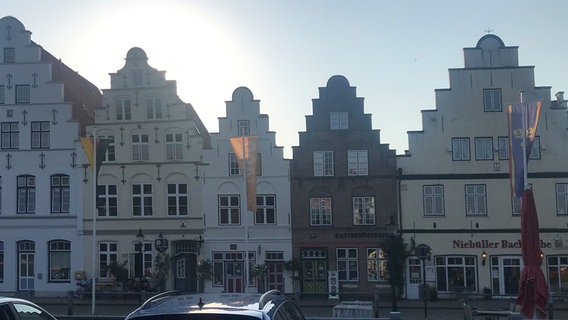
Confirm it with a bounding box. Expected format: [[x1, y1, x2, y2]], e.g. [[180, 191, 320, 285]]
[[67, 290, 73, 315], [389, 311, 401, 319], [373, 289, 379, 318]]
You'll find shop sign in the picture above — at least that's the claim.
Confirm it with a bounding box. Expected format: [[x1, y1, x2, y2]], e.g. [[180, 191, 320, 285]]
[[452, 239, 552, 249]]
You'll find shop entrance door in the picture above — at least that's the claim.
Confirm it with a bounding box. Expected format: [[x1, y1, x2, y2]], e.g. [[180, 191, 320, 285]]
[[226, 261, 244, 293], [302, 260, 327, 294], [406, 257, 422, 299], [490, 256, 522, 296]]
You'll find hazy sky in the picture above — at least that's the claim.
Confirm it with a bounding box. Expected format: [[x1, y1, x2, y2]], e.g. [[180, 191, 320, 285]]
[[5, 0, 568, 158]]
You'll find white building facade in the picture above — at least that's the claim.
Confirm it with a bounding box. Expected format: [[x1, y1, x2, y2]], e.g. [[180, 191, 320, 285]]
[[398, 34, 568, 299], [83, 47, 210, 293], [201, 87, 292, 294], [0, 16, 101, 296]]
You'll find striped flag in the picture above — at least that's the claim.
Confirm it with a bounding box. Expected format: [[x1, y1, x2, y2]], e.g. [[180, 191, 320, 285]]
[[80, 137, 111, 174], [507, 101, 541, 197], [230, 136, 258, 212]]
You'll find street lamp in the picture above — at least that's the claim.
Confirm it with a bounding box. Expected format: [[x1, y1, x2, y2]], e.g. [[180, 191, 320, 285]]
[[136, 228, 145, 300], [416, 244, 431, 320]]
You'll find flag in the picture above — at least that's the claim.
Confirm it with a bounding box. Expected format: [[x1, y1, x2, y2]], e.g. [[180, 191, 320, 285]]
[[80, 137, 111, 174], [507, 101, 541, 197], [230, 136, 258, 212]]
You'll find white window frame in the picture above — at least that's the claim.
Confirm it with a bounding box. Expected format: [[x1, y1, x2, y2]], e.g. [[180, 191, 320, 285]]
[[219, 195, 240, 225], [330, 112, 348, 130], [17, 175, 35, 213], [348, 150, 368, 176], [465, 184, 487, 215], [483, 88, 502, 112], [309, 197, 332, 226], [101, 135, 115, 162], [15, 85, 30, 104], [146, 96, 162, 119], [0, 85, 5, 104], [166, 133, 183, 160], [337, 248, 358, 281], [474, 137, 493, 160], [116, 98, 131, 120], [435, 256, 477, 292], [367, 248, 388, 282], [168, 183, 188, 216], [313, 151, 334, 176], [255, 194, 276, 224], [498, 136, 509, 160], [132, 183, 153, 216], [4, 47, 15, 63], [229, 153, 240, 175], [97, 184, 118, 216], [31, 121, 50, 149], [51, 174, 70, 213], [353, 196, 375, 225], [98, 242, 117, 278], [49, 240, 70, 282], [423, 185, 444, 216], [132, 134, 149, 161], [556, 184, 568, 215], [238, 120, 250, 136], [1, 122, 19, 149], [452, 138, 470, 161]]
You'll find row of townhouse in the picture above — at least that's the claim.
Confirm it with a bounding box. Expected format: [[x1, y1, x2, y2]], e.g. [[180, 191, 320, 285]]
[[1, 15, 568, 300]]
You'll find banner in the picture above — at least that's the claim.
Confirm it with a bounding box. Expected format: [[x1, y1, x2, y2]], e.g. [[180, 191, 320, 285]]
[[230, 136, 258, 212], [507, 101, 541, 197], [80, 137, 111, 174]]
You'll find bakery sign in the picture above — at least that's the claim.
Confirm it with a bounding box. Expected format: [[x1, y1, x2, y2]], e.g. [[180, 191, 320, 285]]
[[452, 239, 559, 249]]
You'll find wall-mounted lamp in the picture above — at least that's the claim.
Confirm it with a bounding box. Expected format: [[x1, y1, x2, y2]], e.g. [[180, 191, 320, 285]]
[[481, 250, 487, 266], [540, 251, 544, 259]]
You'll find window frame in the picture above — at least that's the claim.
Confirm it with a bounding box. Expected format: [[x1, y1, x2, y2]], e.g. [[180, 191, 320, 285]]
[[423, 185, 444, 216], [465, 184, 487, 216], [313, 151, 334, 176], [146, 96, 162, 119], [1, 122, 19, 149], [367, 247, 389, 282], [452, 138, 471, 161], [353, 196, 375, 225], [31, 121, 50, 149], [4, 47, 15, 63], [330, 112, 348, 130], [483, 88, 502, 112], [255, 194, 276, 224], [309, 197, 332, 226], [116, 98, 131, 120], [556, 183, 568, 215], [51, 174, 70, 213], [435, 255, 477, 292], [348, 150, 368, 176], [218, 195, 240, 225], [337, 248, 358, 281], [166, 133, 183, 161], [17, 175, 35, 213], [48, 240, 71, 282], [15, 84, 30, 104], [132, 134, 149, 161], [167, 183, 188, 216], [98, 242, 118, 278], [0, 85, 5, 104], [97, 184, 118, 216], [132, 183, 153, 216], [474, 137, 493, 160], [237, 120, 250, 136]]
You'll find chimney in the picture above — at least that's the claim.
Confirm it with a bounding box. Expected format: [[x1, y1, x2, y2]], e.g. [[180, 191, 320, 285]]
[[555, 91, 564, 102]]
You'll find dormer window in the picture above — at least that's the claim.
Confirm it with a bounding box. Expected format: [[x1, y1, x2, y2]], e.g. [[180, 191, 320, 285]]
[[237, 120, 249, 136]]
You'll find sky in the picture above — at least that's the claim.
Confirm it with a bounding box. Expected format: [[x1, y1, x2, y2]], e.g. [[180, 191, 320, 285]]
[[5, 0, 568, 158]]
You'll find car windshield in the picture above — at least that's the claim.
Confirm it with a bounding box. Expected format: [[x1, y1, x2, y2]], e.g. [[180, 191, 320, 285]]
[[130, 315, 261, 320]]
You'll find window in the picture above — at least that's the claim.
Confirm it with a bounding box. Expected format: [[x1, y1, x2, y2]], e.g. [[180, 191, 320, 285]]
[[219, 195, 240, 225], [452, 138, 470, 161], [17, 175, 35, 213], [168, 183, 188, 215], [132, 69, 143, 86], [435, 256, 477, 292], [348, 150, 368, 176], [51, 175, 70, 213], [255, 195, 276, 224], [0, 241, 3, 282], [465, 184, 487, 215], [101, 135, 115, 162], [1, 122, 18, 149], [15, 85, 30, 104], [49, 240, 70, 282], [237, 120, 250, 136], [98, 242, 117, 278], [97, 184, 117, 216], [146, 96, 162, 119], [313, 151, 334, 176], [135, 242, 153, 278], [310, 197, 332, 226], [330, 112, 348, 129], [498, 137, 509, 160], [512, 196, 521, 215], [483, 89, 502, 112], [116, 98, 131, 120], [474, 137, 493, 160], [0, 85, 4, 104], [132, 184, 153, 216], [547, 256, 568, 292], [4, 48, 15, 63], [132, 134, 149, 161], [353, 196, 375, 225], [0, 177, 2, 214], [556, 184, 568, 215], [166, 133, 183, 160], [423, 185, 444, 216], [31, 121, 50, 149], [228, 153, 262, 176], [367, 248, 389, 282], [529, 136, 541, 160], [337, 248, 358, 281]]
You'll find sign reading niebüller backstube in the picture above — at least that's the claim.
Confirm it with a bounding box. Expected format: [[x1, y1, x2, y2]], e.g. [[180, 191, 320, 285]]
[[452, 239, 553, 249]]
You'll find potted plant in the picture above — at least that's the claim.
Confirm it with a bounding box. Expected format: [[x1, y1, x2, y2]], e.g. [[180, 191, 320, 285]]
[[151, 253, 171, 292], [284, 258, 302, 278], [107, 260, 129, 291], [196, 259, 212, 280], [252, 264, 269, 292]]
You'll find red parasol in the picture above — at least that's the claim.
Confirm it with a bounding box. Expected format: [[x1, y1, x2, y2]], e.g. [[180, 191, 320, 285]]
[[517, 189, 549, 318]]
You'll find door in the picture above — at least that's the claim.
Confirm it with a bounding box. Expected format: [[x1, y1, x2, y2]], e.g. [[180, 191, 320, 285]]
[[226, 261, 244, 293], [490, 256, 522, 296], [406, 257, 422, 299], [19, 252, 35, 291], [266, 262, 284, 292], [302, 259, 327, 294], [174, 253, 197, 292]]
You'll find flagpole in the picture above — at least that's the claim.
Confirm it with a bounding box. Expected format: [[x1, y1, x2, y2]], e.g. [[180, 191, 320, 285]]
[[91, 128, 97, 315], [520, 91, 528, 191]]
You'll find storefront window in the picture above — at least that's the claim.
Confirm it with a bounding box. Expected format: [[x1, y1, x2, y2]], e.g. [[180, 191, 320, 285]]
[[435, 256, 477, 292], [548, 256, 568, 292]]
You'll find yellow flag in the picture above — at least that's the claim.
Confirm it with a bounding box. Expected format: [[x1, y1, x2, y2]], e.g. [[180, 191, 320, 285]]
[[230, 136, 258, 212], [81, 138, 95, 171]]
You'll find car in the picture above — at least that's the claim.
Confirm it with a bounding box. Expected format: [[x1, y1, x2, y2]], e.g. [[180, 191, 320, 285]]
[[125, 289, 306, 320], [0, 296, 58, 320]]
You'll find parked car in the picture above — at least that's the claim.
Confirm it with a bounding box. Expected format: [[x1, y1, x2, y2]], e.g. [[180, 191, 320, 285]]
[[125, 289, 305, 320], [0, 296, 58, 320]]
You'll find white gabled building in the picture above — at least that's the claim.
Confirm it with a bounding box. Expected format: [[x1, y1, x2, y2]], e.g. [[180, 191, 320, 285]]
[[0, 16, 101, 296], [201, 87, 292, 294], [398, 34, 568, 299], [83, 47, 210, 293]]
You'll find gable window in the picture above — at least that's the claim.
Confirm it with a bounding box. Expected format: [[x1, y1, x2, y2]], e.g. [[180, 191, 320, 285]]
[[116, 98, 131, 120], [146, 96, 162, 119], [101, 135, 115, 162], [51, 175, 70, 213], [219, 195, 240, 225], [229, 153, 240, 175], [337, 248, 358, 281], [313, 151, 334, 176], [465, 184, 487, 215], [556, 184, 568, 215], [348, 150, 368, 176], [330, 112, 348, 130], [97, 184, 117, 216], [255, 195, 276, 224], [474, 137, 493, 160], [166, 133, 183, 160], [49, 240, 70, 282], [17, 175, 35, 213], [310, 197, 332, 226], [132, 184, 153, 216], [168, 183, 188, 215], [529, 136, 541, 160], [353, 196, 375, 225], [512, 196, 521, 216], [237, 120, 250, 136], [132, 134, 149, 161], [0, 85, 5, 104], [483, 89, 502, 112], [31, 121, 50, 149], [498, 137, 509, 160], [4, 48, 15, 63], [452, 138, 470, 161], [367, 248, 388, 282], [15, 85, 30, 104], [423, 185, 444, 216], [1, 122, 19, 149]]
